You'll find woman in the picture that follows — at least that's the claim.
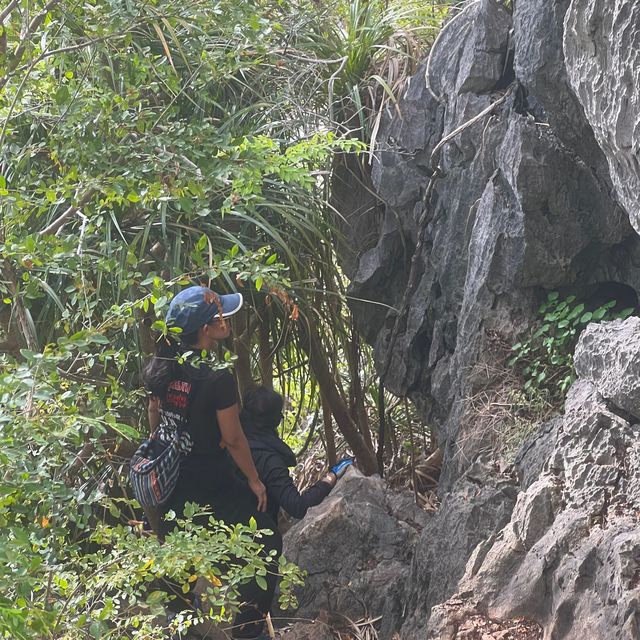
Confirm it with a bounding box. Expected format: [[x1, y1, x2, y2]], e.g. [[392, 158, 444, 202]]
[[240, 386, 351, 525], [143, 285, 279, 640]]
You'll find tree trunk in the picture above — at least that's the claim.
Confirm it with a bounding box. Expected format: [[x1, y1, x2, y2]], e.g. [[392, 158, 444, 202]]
[[258, 314, 273, 388], [348, 326, 374, 450], [233, 307, 253, 398], [320, 388, 337, 466], [303, 316, 378, 475]]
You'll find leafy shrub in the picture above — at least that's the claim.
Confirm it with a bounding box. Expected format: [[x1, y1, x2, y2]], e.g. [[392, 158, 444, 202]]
[[509, 291, 634, 402], [0, 342, 303, 640]]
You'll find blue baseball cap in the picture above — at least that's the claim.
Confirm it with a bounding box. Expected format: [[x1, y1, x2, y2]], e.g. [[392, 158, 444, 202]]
[[165, 286, 243, 335]]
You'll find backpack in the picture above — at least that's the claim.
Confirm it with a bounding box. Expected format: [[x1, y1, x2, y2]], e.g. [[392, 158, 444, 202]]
[[129, 381, 198, 509], [129, 434, 191, 508]]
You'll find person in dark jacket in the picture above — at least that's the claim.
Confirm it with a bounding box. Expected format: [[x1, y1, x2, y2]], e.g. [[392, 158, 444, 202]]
[[239, 386, 352, 524]]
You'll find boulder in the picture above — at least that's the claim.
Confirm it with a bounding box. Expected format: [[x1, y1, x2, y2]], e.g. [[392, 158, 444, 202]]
[[281, 467, 429, 639], [574, 317, 640, 421], [401, 460, 519, 639], [418, 356, 640, 638]]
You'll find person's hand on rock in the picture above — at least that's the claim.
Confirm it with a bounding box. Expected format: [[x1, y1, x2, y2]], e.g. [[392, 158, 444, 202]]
[[330, 457, 354, 479]]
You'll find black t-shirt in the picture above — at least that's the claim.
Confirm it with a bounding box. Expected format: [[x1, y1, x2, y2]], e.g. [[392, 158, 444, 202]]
[[160, 365, 238, 497]]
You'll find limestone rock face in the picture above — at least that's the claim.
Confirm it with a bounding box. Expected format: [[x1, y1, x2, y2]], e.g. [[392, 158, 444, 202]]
[[283, 319, 640, 638], [281, 468, 429, 639], [347, 0, 640, 492], [421, 370, 640, 640], [564, 0, 640, 232], [400, 460, 519, 638], [326, 0, 640, 637]]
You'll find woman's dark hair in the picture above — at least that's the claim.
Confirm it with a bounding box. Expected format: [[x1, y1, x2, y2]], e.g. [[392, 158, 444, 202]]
[[142, 330, 199, 398], [241, 386, 284, 432]]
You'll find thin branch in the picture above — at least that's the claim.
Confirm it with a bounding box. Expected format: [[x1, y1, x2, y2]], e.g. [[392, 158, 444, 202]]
[[0, 0, 64, 92], [428, 85, 514, 171], [39, 188, 96, 236], [0, 0, 19, 25], [328, 56, 348, 126], [2, 258, 38, 351], [11, 34, 115, 76]]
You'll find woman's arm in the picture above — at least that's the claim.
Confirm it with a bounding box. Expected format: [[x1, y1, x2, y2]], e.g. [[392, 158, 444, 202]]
[[148, 395, 161, 434], [266, 463, 334, 519], [217, 403, 268, 512]]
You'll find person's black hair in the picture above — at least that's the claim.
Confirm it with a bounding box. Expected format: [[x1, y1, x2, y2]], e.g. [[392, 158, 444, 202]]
[[142, 330, 199, 398], [241, 385, 284, 432]]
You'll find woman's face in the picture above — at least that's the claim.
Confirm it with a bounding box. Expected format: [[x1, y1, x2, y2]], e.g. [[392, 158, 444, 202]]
[[204, 317, 231, 342]]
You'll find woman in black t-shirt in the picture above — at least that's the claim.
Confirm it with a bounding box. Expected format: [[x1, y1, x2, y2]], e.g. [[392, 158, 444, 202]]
[[143, 285, 279, 640]]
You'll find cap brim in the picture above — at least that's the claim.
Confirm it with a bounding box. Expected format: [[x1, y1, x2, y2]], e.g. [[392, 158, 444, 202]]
[[218, 292, 243, 318]]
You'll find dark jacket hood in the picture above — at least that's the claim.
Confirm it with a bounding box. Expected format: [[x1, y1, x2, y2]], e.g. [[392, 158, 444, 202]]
[[241, 420, 297, 468]]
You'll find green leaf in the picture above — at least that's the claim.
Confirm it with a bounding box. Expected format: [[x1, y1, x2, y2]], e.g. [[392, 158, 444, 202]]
[[580, 312, 593, 324], [547, 291, 559, 301], [567, 303, 585, 320], [109, 422, 139, 440], [147, 590, 166, 604], [255, 276, 264, 291], [255, 575, 267, 591], [54, 85, 70, 105], [90, 621, 108, 639], [126, 192, 141, 203]]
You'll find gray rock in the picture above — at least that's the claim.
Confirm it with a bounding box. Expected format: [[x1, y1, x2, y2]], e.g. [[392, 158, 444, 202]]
[[328, 0, 640, 637], [349, 0, 638, 493], [513, 0, 614, 186], [421, 369, 640, 639], [278, 621, 334, 640], [281, 468, 429, 639], [400, 460, 518, 639], [574, 317, 640, 420], [564, 0, 640, 233], [514, 416, 562, 490]]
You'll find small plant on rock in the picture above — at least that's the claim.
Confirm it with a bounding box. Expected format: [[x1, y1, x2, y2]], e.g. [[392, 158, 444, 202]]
[[509, 291, 634, 403]]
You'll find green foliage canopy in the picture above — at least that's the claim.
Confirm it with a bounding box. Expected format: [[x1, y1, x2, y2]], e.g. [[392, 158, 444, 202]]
[[0, 0, 451, 635]]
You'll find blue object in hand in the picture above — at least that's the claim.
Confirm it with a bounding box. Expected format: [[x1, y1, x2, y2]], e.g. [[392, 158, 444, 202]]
[[331, 457, 354, 478]]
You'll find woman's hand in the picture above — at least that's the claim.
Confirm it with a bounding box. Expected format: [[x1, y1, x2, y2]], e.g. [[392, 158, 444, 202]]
[[249, 477, 268, 512], [322, 472, 337, 488]]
